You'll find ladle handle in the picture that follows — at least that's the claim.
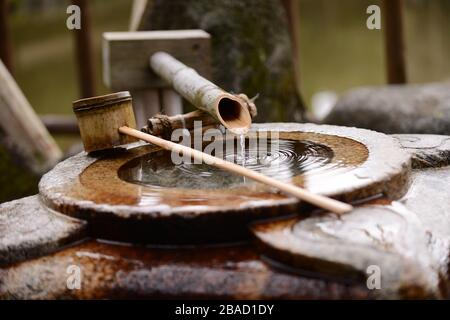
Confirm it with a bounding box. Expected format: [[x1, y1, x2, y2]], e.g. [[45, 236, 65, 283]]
[[119, 126, 354, 215]]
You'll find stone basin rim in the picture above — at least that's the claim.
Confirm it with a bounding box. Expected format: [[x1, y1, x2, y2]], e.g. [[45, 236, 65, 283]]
[[39, 122, 411, 220]]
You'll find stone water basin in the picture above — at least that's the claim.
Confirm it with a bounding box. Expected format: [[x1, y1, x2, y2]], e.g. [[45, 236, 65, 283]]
[[37, 123, 410, 244], [3, 124, 450, 299]]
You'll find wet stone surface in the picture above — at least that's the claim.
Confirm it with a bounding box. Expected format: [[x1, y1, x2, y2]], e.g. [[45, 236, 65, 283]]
[[252, 166, 450, 298], [1, 129, 449, 299], [0, 195, 87, 266], [324, 82, 450, 135], [392, 134, 450, 168], [0, 240, 370, 300], [400, 167, 450, 259]]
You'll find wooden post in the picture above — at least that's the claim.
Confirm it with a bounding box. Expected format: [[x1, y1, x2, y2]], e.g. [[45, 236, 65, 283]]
[[161, 89, 183, 116], [131, 89, 161, 128], [0, 0, 13, 73], [130, 0, 183, 124], [72, 0, 96, 98], [383, 0, 407, 84], [128, 1, 161, 126], [40, 115, 79, 134], [129, 0, 184, 123], [0, 60, 62, 174]]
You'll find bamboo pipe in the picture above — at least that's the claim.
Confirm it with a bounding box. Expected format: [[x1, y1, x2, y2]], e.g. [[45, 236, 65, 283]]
[[142, 94, 257, 138], [150, 52, 252, 134], [119, 126, 353, 215]]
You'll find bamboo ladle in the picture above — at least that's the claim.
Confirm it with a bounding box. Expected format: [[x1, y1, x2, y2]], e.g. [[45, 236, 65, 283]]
[[120, 126, 353, 214], [73, 92, 353, 215]]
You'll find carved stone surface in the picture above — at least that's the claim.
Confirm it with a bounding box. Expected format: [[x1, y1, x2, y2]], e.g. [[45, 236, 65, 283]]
[[400, 167, 450, 264], [391, 134, 450, 168], [324, 82, 450, 135], [0, 195, 87, 266], [0, 241, 370, 299], [252, 167, 450, 298]]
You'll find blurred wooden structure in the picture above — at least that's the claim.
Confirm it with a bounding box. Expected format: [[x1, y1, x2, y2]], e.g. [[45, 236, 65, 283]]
[[127, 0, 183, 128], [72, 0, 96, 98], [0, 0, 94, 136], [383, 0, 407, 84], [284, 0, 407, 85], [0, 60, 62, 174], [103, 30, 211, 90], [131, 0, 409, 110], [0, 0, 13, 73], [40, 115, 79, 135], [0, 0, 410, 136]]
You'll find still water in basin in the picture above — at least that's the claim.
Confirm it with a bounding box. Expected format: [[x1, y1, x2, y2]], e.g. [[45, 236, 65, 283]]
[[118, 139, 335, 189]]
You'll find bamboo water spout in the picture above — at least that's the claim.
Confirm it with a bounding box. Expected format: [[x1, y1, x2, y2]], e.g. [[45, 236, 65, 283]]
[[142, 94, 257, 138], [150, 52, 252, 134]]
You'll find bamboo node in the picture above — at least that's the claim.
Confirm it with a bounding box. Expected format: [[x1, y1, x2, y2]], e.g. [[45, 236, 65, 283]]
[[141, 93, 258, 138]]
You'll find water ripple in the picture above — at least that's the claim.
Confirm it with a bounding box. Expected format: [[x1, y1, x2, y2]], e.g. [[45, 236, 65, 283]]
[[119, 139, 337, 189]]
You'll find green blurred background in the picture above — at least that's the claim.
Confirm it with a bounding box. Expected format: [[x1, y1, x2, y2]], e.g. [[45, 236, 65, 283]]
[[9, 0, 450, 148]]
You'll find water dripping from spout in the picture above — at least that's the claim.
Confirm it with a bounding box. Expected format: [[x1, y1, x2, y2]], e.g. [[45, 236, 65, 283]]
[[240, 134, 246, 183]]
